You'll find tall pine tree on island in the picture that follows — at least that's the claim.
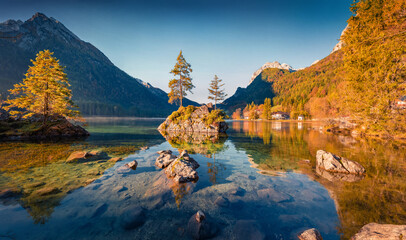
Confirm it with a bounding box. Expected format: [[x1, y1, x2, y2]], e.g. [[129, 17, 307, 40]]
[[208, 75, 227, 109], [5, 50, 80, 123], [168, 51, 194, 107]]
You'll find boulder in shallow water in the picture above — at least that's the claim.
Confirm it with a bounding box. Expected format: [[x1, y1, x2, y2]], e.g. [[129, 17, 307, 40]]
[[155, 150, 177, 168], [165, 150, 200, 183], [187, 211, 218, 240], [298, 228, 323, 240], [125, 160, 138, 170], [351, 223, 406, 240], [316, 150, 365, 175]]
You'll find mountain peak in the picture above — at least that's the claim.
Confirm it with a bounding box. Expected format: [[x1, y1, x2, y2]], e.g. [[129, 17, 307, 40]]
[[29, 12, 50, 21], [249, 61, 294, 84]]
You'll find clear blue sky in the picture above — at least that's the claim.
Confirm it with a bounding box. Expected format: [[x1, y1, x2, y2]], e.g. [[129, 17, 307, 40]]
[[0, 0, 352, 103]]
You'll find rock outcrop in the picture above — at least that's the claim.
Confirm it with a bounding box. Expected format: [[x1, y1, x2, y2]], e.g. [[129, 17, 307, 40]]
[[0, 116, 89, 140], [158, 105, 228, 134], [155, 150, 177, 168], [165, 150, 200, 183], [316, 150, 365, 175], [351, 223, 406, 240], [156, 150, 200, 183], [298, 228, 323, 240], [249, 61, 295, 84]]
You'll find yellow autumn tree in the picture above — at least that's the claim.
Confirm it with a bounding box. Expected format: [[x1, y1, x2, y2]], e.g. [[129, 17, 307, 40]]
[[5, 50, 80, 122], [341, 0, 406, 136]]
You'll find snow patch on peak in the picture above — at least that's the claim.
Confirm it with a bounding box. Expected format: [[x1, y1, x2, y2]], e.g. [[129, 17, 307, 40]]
[[249, 61, 294, 84]]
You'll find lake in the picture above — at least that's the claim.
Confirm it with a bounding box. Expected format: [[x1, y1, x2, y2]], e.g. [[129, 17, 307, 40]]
[[0, 118, 405, 239]]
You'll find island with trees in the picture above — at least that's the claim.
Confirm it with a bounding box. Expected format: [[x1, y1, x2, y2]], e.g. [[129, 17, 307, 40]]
[[0, 50, 88, 140]]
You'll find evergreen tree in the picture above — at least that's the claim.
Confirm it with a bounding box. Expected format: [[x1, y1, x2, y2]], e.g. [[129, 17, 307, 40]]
[[261, 98, 272, 120], [341, 0, 406, 135], [5, 50, 79, 122], [208, 75, 227, 109], [168, 51, 194, 107]]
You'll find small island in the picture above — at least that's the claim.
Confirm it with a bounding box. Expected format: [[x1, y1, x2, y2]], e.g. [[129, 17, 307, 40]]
[[158, 104, 228, 134]]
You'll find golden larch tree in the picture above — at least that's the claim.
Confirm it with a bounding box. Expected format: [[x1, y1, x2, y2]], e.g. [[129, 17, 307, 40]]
[[208, 75, 227, 109], [5, 50, 80, 122], [168, 50, 194, 107]]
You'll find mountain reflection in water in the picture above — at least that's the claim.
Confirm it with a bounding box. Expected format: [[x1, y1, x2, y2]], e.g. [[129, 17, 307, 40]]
[[0, 118, 404, 240]]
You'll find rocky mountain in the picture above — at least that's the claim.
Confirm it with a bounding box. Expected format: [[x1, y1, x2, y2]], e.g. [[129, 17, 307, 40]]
[[249, 61, 294, 84], [220, 62, 292, 114], [0, 13, 198, 117]]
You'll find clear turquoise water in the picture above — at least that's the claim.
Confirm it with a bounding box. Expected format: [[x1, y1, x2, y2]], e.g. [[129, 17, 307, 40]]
[[0, 118, 405, 240]]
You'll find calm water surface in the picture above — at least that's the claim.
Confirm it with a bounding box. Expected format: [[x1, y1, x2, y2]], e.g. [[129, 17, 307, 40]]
[[0, 118, 405, 240]]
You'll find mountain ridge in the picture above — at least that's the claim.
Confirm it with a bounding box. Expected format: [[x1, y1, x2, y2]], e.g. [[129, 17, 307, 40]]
[[0, 13, 198, 117]]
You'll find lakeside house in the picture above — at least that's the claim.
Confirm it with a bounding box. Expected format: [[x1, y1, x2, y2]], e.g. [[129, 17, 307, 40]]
[[298, 115, 304, 121], [395, 96, 406, 109], [271, 111, 290, 120]]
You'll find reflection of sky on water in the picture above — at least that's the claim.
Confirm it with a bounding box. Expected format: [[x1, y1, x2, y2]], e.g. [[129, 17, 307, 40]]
[[0, 119, 405, 239]]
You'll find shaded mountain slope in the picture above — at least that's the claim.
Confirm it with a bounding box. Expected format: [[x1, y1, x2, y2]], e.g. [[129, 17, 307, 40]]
[[0, 13, 198, 117]]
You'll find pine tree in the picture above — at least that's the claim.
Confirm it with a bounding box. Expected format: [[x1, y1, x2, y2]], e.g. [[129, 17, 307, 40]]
[[208, 75, 227, 109], [5, 50, 80, 122], [341, 0, 406, 135], [168, 51, 194, 107], [261, 98, 272, 120]]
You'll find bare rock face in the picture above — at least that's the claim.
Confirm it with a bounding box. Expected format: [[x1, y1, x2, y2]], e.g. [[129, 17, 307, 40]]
[[351, 223, 406, 240], [158, 105, 228, 134], [164, 150, 200, 183], [249, 61, 295, 84], [298, 228, 323, 240], [155, 150, 177, 168], [316, 150, 365, 175]]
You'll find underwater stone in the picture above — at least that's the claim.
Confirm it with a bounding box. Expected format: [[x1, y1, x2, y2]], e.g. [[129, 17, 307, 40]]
[[298, 228, 323, 240], [351, 223, 406, 240], [214, 196, 230, 208], [34, 187, 61, 196], [233, 220, 265, 240], [187, 211, 218, 240], [316, 150, 365, 175], [121, 206, 145, 230], [257, 188, 292, 203]]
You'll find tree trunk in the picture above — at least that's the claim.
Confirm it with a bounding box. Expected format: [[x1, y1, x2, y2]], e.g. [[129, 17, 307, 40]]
[[180, 75, 183, 107]]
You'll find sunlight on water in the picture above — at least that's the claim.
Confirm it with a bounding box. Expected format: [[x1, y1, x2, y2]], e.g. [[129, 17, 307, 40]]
[[0, 118, 405, 239]]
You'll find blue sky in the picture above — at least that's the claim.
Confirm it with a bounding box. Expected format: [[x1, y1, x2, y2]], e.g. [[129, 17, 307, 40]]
[[0, 0, 352, 103]]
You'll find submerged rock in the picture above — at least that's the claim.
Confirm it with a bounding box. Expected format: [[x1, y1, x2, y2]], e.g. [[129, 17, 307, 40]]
[[316, 167, 365, 182], [214, 196, 230, 208], [66, 150, 108, 163], [187, 211, 218, 240], [158, 104, 228, 134], [165, 150, 200, 183], [121, 206, 146, 230], [316, 150, 365, 175], [257, 188, 292, 203], [351, 223, 406, 240], [155, 150, 177, 168], [232, 220, 265, 240], [34, 187, 61, 196], [298, 228, 323, 240]]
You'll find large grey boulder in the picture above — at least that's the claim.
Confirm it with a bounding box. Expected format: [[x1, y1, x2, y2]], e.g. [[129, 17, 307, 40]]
[[351, 223, 406, 240], [316, 150, 365, 175], [298, 228, 323, 240], [155, 150, 177, 168], [165, 150, 200, 183]]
